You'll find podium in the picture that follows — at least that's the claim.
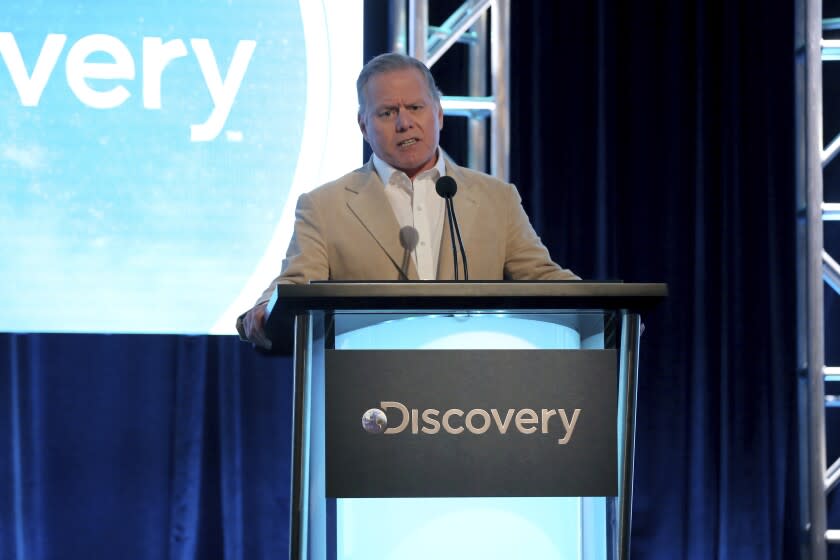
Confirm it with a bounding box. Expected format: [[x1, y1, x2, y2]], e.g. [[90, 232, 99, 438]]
[[265, 281, 667, 560]]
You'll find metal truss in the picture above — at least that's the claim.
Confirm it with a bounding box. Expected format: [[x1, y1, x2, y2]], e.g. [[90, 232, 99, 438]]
[[797, 0, 840, 558], [388, 0, 510, 180]]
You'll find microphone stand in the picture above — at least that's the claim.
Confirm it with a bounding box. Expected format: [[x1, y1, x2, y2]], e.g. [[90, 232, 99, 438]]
[[444, 199, 459, 280], [436, 175, 469, 281]]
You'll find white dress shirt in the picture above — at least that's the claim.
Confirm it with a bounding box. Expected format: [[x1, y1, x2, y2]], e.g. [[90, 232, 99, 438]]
[[371, 151, 447, 280]]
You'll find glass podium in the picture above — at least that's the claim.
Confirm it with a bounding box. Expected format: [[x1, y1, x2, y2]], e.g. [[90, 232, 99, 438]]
[[263, 282, 667, 560]]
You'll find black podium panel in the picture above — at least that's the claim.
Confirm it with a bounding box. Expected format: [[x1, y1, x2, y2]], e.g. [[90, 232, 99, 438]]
[[326, 348, 617, 498]]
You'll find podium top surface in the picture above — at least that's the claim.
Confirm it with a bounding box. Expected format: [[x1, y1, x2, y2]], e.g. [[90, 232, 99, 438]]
[[267, 281, 667, 315]]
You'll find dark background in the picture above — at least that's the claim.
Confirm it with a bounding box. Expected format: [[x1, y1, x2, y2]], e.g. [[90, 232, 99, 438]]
[[3, 0, 839, 558]]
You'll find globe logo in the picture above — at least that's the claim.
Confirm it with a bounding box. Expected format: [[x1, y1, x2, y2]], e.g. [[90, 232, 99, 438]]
[[362, 408, 388, 434]]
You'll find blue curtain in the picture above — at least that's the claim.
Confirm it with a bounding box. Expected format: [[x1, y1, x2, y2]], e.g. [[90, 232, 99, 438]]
[[0, 334, 292, 559], [503, 0, 801, 558]]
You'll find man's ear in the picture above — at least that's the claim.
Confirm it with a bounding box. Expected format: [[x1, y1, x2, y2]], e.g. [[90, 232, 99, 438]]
[[358, 112, 368, 141], [437, 102, 444, 129]]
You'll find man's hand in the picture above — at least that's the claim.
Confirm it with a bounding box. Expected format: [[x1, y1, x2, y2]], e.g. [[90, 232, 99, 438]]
[[243, 302, 273, 350]]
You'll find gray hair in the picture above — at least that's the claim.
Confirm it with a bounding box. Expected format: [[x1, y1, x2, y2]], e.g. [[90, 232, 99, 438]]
[[357, 52, 442, 113]]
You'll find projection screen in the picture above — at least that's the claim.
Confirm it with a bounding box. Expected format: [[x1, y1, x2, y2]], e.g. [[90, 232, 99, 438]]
[[0, 0, 363, 334]]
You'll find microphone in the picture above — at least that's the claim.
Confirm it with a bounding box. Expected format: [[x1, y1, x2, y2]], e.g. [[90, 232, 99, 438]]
[[398, 226, 419, 279], [435, 176, 468, 280]]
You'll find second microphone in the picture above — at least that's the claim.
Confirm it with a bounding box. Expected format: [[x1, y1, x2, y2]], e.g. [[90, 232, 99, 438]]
[[435, 175, 469, 281]]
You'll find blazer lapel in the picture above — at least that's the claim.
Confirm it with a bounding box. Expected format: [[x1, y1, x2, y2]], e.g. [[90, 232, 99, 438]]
[[346, 162, 420, 280], [436, 160, 479, 280]]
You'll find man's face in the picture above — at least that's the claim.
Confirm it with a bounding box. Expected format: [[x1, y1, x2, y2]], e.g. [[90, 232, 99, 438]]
[[358, 67, 443, 180]]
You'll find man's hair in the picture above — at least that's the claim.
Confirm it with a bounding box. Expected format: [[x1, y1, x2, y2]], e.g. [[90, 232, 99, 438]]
[[357, 52, 442, 113]]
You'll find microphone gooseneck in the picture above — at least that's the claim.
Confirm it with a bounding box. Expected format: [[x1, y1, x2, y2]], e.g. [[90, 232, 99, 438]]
[[434, 176, 469, 281], [438, 181, 459, 280]]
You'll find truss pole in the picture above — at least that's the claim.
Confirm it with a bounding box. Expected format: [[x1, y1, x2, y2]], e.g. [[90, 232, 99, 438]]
[[490, 0, 510, 181], [468, 11, 488, 171], [798, 0, 828, 556]]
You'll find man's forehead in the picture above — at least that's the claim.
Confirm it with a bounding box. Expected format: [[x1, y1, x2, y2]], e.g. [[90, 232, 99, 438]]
[[372, 94, 431, 107], [366, 69, 432, 96]]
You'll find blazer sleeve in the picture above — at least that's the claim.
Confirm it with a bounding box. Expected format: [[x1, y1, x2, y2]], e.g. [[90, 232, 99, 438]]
[[235, 191, 331, 340], [254, 190, 331, 306]]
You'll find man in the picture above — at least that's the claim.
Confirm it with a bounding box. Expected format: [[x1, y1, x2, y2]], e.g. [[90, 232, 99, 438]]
[[238, 53, 577, 349]]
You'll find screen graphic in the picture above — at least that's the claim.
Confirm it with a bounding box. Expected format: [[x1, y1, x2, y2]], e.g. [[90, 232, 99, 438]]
[[0, 0, 363, 334]]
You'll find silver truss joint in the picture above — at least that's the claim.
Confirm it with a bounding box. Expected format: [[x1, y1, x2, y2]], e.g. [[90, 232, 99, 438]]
[[822, 39, 840, 60], [429, 26, 479, 45], [826, 456, 840, 493], [821, 134, 840, 167], [426, 0, 493, 67], [824, 250, 840, 295], [441, 95, 496, 118], [824, 203, 840, 219]]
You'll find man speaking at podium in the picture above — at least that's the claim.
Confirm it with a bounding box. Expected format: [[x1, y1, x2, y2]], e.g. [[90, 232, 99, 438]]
[[238, 53, 577, 349]]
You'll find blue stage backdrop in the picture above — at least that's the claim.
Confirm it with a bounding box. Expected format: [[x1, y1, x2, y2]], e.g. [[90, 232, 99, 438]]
[[0, 0, 363, 335]]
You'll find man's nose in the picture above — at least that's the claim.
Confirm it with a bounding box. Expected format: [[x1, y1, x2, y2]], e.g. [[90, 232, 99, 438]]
[[395, 109, 413, 131]]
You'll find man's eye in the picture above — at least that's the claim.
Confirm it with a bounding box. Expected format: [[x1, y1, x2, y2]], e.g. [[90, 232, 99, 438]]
[[379, 110, 393, 118]]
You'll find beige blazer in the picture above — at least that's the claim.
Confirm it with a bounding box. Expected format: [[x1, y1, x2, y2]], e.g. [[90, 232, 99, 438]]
[[250, 157, 577, 310]]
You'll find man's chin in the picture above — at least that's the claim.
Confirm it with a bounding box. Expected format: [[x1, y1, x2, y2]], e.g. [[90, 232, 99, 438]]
[[391, 156, 435, 178]]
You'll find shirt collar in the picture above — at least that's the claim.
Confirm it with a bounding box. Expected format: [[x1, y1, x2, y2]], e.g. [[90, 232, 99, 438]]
[[372, 149, 446, 188]]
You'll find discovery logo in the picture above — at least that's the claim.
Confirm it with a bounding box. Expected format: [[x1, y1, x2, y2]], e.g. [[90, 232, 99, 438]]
[[362, 401, 582, 445], [0, 32, 256, 141]]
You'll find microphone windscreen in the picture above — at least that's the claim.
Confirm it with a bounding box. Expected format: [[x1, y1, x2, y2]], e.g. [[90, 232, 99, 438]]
[[399, 226, 420, 251], [435, 175, 457, 199]]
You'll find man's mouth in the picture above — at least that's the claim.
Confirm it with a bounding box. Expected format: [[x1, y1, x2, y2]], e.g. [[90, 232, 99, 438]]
[[398, 138, 418, 147]]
